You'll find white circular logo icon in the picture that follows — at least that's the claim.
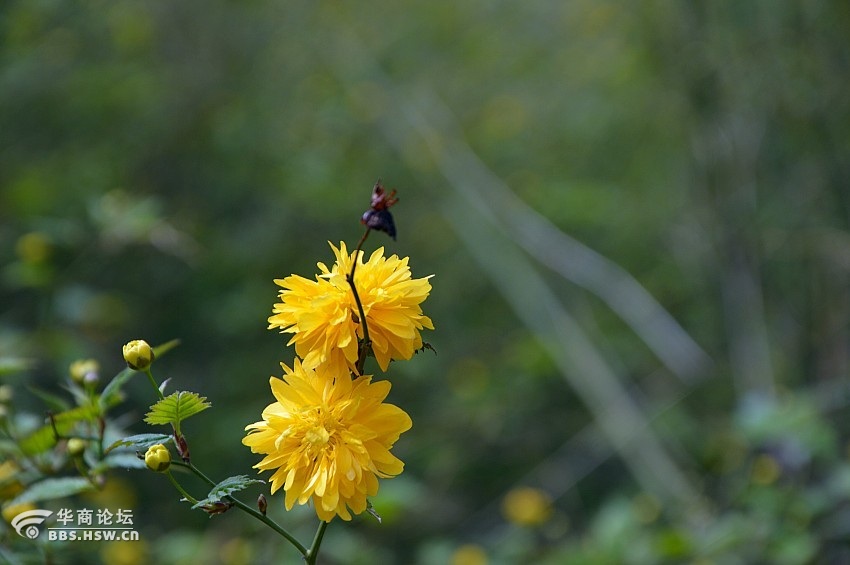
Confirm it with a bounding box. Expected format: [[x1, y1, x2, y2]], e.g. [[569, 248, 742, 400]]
[[10, 509, 53, 539]]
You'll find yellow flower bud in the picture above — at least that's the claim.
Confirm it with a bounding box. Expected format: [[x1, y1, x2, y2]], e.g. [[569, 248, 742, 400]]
[[70, 359, 100, 384], [123, 340, 154, 371], [144, 444, 171, 472], [67, 438, 87, 457]]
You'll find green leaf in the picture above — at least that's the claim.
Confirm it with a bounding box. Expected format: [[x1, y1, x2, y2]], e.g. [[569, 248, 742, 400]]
[[153, 339, 181, 358], [191, 475, 265, 509], [92, 452, 148, 472], [18, 426, 61, 455], [25, 386, 71, 412], [144, 391, 211, 429], [106, 433, 173, 454], [19, 406, 101, 455], [98, 367, 136, 410], [9, 477, 94, 506], [0, 438, 19, 456], [52, 404, 100, 424], [0, 357, 34, 376]]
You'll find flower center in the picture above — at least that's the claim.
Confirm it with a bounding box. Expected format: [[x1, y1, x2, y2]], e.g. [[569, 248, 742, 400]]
[[305, 424, 330, 447]]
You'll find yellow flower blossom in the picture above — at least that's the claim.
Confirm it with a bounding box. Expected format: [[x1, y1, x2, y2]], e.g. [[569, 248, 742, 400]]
[[451, 544, 489, 565], [268, 242, 433, 374], [242, 359, 412, 521]]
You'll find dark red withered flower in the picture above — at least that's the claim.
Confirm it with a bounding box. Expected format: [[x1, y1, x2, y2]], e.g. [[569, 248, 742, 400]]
[[361, 180, 398, 239]]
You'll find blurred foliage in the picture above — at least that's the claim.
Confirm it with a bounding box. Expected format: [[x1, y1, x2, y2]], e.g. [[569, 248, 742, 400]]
[[2, 0, 850, 563]]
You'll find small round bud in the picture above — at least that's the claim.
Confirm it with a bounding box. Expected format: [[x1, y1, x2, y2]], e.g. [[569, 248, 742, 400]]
[[69, 359, 100, 384], [123, 340, 155, 371], [83, 372, 100, 388], [67, 438, 87, 457], [144, 444, 171, 473]]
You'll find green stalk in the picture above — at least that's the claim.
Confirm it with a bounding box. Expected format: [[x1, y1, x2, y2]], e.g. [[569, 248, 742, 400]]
[[164, 469, 199, 505], [144, 368, 165, 401], [170, 460, 308, 556], [306, 520, 329, 565]]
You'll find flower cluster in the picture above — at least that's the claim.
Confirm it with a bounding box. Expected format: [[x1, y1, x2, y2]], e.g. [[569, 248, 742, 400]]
[[243, 191, 432, 522]]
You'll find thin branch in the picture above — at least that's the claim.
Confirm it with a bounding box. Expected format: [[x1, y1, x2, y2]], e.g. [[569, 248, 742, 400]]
[[170, 460, 309, 556], [306, 520, 329, 565], [348, 227, 372, 375]]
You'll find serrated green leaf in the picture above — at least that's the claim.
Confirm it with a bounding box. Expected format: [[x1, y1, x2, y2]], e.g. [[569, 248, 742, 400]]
[[9, 477, 94, 506], [144, 391, 211, 429], [191, 475, 265, 509], [106, 433, 173, 454], [98, 367, 136, 410]]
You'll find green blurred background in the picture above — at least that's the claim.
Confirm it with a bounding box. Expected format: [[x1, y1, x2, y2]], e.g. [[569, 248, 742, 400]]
[[2, 0, 850, 563]]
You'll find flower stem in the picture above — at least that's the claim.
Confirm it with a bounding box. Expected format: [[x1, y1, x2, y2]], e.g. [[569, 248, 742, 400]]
[[170, 460, 309, 556], [348, 228, 373, 375], [164, 470, 199, 505], [305, 520, 329, 565], [144, 369, 165, 401]]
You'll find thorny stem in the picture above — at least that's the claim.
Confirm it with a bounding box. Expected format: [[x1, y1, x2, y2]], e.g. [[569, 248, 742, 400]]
[[348, 227, 373, 376], [170, 460, 309, 556]]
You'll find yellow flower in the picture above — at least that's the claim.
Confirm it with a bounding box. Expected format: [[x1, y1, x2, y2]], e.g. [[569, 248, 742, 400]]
[[268, 241, 433, 374], [0, 461, 24, 500], [3, 502, 37, 524], [451, 544, 489, 565], [242, 359, 412, 521], [15, 232, 52, 264], [501, 486, 553, 527]]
